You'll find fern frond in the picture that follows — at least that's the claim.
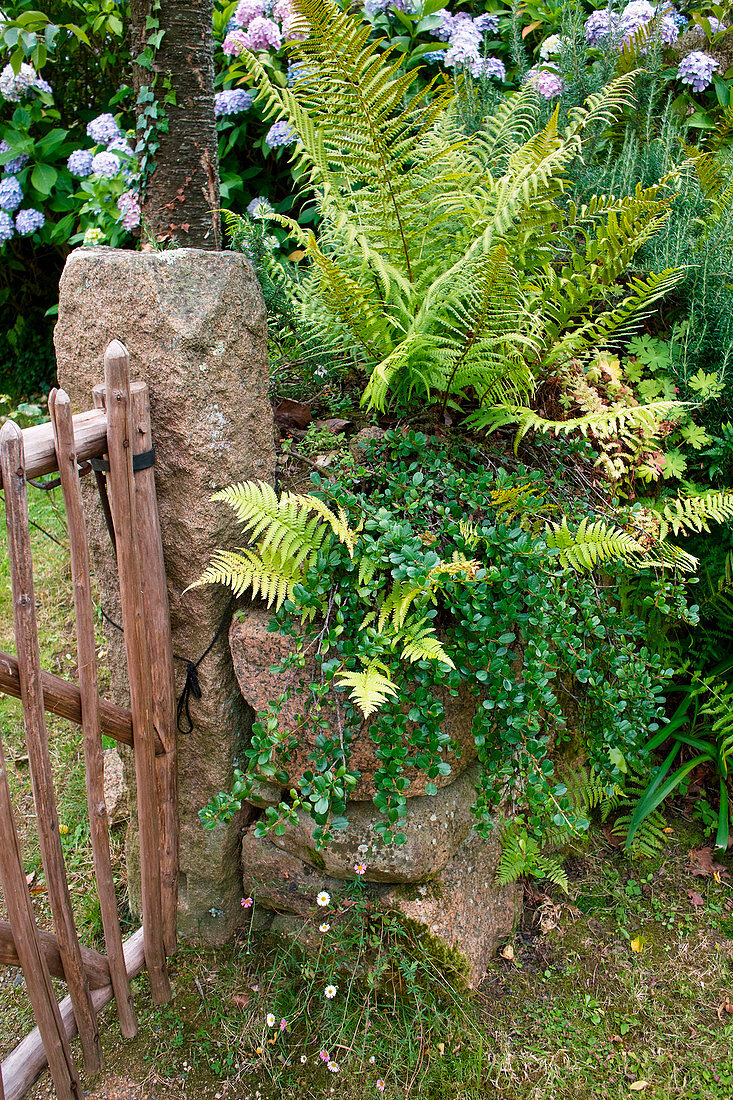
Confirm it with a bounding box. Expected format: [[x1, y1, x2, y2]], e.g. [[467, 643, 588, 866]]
[[468, 400, 685, 447], [398, 614, 455, 669], [652, 490, 733, 539], [336, 660, 399, 718], [545, 517, 648, 571]]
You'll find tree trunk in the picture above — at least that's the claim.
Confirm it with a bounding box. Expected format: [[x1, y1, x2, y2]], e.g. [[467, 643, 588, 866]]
[[130, 0, 221, 249]]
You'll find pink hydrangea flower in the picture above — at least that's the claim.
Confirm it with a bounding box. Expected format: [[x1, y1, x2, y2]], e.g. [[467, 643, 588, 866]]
[[245, 15, 282, 51], [223, 29, 249, 56], [235, 0, 265, 26]]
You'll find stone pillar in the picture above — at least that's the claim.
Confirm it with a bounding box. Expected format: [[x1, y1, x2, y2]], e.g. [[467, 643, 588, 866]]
[[54, 247, 275, 942]]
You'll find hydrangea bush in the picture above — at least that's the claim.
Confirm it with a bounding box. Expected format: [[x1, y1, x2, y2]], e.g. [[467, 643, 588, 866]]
[[0, 2, 732, 273]]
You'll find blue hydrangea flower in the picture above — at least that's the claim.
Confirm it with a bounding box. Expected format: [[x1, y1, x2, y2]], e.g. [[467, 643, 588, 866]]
[[0, 141, 29, 175], [677, 50, 718, 91], [247, 195, 274, 217], [0, 63, 39, 102], [265, 121, 297, 148], [91, 151, 122, 178], [86, 113, 121, 146], [0, 176, 23, 212], [214, 89, 254, 116], [482, 57, 507, 81], [286, 60, 316, 86], [67, 149, 94, 178], [423, 49, 447, 63], [15, 208, 45, 235], [35, 77, 52, 95], [585, 8, 620, 45], [363, 0, 390, 15], [474, 12, 500, 35], [0, 210, 14, 243], [108, 138, 135, 158]]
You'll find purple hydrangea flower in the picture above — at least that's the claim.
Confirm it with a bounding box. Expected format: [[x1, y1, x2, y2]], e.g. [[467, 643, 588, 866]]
[[67, 149, 95, 178], [265, 120, 296, 148], [214, 88, 254, 116], [660, 13, 681, 43], [620, 0, 656, 37], [247, 195, 274, 217], [0, 62, 39, 102], [117, 190, 141, 230], [585, 9, 620, 45], [707, 16, 726, 33], [474, 12, 500, 35], [0, 140, 29, 175], [0, 176, 23, 212], [34, 77, 52, 95], [86, 113, 121, 146], [223, 29, 250, 55], [525, 67, 563, 99], [235, 0, 266, 25], [481, 56, 507, 81], [677, 50, 718, 91], [91, 151, 121, 178], [363, 0, 390, 15], [0, 210, 14, 243], [15, 208, 45, 235]]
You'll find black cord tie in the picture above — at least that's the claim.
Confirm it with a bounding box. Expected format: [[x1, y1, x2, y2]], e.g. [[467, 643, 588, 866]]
[[176, 661, 202, 737], [98, 598, 235, 737]]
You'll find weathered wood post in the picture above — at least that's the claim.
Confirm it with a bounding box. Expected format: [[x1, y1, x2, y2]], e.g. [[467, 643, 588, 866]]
[[54, 247, 275, 941]]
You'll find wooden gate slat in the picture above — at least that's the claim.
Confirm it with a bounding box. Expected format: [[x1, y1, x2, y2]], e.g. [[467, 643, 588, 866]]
[[102, 341, 170, 1005], [0, 419, 102, 1076], [49, 388, 138, 1038], [0, 647, 162, 754], [130, 384, 178, 956], [0, 920, 110, 988], [0, 714, 83, 1100], [1, 927, 147, 1100]]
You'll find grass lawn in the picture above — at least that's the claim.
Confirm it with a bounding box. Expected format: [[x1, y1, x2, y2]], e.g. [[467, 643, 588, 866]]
[[2, 488, 733, 1100]]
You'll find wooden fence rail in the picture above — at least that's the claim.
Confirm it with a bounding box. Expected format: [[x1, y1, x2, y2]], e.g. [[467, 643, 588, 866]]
[[0, 342, 177, 1100]]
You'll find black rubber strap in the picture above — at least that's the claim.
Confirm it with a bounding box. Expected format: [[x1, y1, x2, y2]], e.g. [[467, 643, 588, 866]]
[[90, 446, 156, 474]]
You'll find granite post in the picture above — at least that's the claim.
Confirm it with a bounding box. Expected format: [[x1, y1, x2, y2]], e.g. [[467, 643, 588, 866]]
[[54, 247, 275, 942]]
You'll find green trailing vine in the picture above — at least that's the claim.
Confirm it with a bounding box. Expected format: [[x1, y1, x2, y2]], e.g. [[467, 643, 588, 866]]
[[198, 431, 678, 861]]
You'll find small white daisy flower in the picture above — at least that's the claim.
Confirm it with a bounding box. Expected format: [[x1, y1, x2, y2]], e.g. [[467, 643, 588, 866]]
[[266, 1012, 276, 1027], [319, 922, 330, 932], [327, 1060, 340, 1072], [316, 891, 331, 907], [301, 1054, 308, 1063], [324, 984, 338, 999]]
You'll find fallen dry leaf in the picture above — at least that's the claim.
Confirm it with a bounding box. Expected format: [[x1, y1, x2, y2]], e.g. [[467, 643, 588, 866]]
[[686, 890, 705, 908], [500, 944, 515, 960], [602, 823, 623, 848], [274, 399, 312, 431], [688, 847, 730, 879], [630, 936, 646, 953], [629, 1081, 649, 1091], [313, 418, 352, 433], [717, 998, 733, 1019]]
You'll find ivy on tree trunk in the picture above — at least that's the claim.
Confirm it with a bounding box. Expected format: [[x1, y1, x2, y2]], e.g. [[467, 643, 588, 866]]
[[130, 0, 221, 249]]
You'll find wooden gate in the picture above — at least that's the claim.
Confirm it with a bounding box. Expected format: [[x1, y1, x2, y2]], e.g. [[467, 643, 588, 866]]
[[0, 342, 178, 1100]]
